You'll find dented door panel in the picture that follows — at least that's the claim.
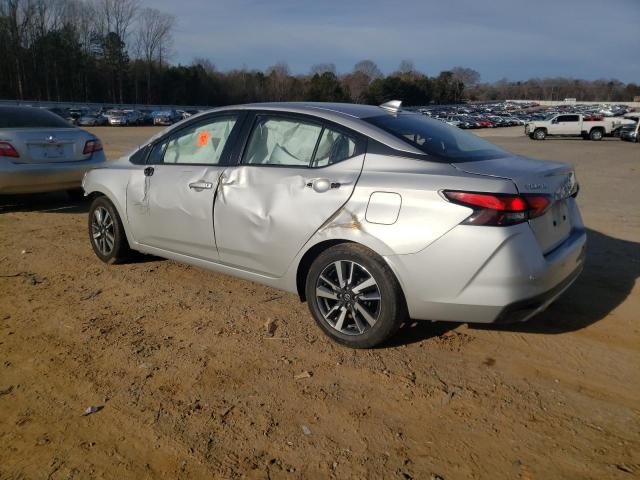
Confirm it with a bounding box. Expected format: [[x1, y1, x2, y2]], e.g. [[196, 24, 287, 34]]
[[126, 165, 224, 259], [214, 155, 365, 276]]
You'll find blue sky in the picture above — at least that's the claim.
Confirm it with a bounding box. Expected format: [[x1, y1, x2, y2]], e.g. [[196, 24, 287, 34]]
[[147, 0, 640, 83]]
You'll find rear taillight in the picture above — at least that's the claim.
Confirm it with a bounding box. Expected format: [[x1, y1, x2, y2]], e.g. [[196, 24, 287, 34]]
[[0, 141, 20, 158], [443, 190, 551, 226], [83, 139, 103, 154]]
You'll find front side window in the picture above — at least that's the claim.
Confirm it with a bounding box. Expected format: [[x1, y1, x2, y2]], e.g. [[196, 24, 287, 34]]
[[558, 115, 579, 122], [156, 116, 237, 165], [365, 113, 507, 162]]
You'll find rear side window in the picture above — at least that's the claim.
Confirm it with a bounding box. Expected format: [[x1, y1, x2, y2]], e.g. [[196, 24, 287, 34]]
[[558, 115, 579, 122], [150, 116, 237, 165], [0, 107, 73, 128], [312, 128, 356, 167], [243, 116, 358, 167]]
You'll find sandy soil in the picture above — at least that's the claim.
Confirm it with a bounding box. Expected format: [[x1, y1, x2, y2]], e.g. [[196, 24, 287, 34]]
[[1, 126, 639, 479]]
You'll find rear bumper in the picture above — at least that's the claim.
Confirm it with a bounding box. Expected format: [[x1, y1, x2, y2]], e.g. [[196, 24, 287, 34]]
[[384, 222, 587, 324], [0, 153, 107, 194]]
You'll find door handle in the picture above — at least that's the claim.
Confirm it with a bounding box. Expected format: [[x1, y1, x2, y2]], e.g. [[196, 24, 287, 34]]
[[305, 178, 341, 193], [144, 166, 154, 177], [189, 181, 213, 190]]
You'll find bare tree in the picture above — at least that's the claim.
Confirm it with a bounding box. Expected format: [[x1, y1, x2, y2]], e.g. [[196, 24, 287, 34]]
[[95, 0, 139, 102], [397, 59, 415, 75], [353, 59, 383, 83], [135, 6, 175, 102], [451, 66, 480, 87], [266, 62, 292, 100], [310, 63, 336, 76], [94, 0, 139, 41]]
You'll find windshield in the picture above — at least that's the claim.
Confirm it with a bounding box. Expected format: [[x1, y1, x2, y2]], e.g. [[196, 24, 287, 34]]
[[0, 107, 73, 128], [365, 113, 508, 161]]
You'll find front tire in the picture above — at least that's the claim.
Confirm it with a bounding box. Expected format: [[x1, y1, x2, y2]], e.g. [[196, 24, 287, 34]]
[[305, 244, 406, 348], [590, 129, 603, 141], [533, 128, 546, 140], [88, 196, 132, 264]]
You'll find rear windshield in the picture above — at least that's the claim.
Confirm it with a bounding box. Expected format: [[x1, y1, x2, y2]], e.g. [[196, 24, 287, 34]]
[[0, 107, 73, 128], [365, 113, 507, 161]]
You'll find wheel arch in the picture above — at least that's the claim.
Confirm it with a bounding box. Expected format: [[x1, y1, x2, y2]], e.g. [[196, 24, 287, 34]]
[[84, 183, 136, 248], [296, 239, 353, 301]]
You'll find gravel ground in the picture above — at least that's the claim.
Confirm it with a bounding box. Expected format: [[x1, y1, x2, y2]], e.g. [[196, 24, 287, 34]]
[[1, 126, 639, 479]]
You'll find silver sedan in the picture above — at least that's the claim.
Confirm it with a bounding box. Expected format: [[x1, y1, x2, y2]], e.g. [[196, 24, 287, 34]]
[[0, 106, 106, 195], [83, 102, 586, 348]]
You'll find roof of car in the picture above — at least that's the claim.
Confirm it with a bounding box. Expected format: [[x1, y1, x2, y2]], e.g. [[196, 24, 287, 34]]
[[238, 102, 398, 119]]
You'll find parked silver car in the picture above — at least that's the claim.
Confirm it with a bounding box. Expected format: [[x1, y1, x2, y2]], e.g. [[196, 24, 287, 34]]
[[0, 106, 106, 195], [83, 102, 586, 348]]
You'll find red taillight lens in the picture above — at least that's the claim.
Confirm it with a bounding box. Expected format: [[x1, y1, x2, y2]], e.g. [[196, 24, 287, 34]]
[[83, 139, 103, 155], [0, 141, 20, 158], [443, 190, 552, 226], [444, 192, 528, 211], [523, 195, 551, 219]]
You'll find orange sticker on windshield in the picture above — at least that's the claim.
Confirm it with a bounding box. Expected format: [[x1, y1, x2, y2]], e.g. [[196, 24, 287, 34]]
[[197, 131, 209, 147]]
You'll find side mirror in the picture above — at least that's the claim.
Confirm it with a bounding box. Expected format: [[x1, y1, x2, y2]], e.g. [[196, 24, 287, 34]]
[[551, 118, 558, 124]]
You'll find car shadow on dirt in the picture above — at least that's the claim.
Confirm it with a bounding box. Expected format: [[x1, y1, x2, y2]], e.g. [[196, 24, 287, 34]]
[[0, 192, 90, 214], [471, 228, 639, 335], [382, 320, 456, 348]]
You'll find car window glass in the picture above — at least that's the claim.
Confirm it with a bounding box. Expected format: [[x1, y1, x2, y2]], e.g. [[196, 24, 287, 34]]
[[244, 117, 322, 166], [0, 107, 73, 128], [162, 116, 237, 165], [365, 113, 507, 161], [147, 141, 166, 164], [312, 128, 356, 167]]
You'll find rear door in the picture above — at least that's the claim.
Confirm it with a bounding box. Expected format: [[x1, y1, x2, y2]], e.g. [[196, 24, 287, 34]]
[[453, 156, 578, 253], [126, 113, 244, 260], [213, 112, 365, 277]]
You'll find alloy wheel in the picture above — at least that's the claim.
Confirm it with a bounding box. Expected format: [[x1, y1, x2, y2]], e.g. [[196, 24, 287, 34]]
[[315, 260, 381, 336], [91, 206, 115, 256]]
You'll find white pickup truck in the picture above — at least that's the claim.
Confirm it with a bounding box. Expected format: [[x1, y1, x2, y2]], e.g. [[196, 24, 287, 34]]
[[525, 114, 634, 141]]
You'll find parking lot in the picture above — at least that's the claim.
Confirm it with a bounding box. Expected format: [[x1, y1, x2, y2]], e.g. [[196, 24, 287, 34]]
[[1, 126, 639, 479]]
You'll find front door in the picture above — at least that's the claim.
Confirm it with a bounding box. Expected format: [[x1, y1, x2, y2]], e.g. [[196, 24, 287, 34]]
[[214, 114, 365, 277], [126, 113, 242, 260], [553, 114, 580, 135]]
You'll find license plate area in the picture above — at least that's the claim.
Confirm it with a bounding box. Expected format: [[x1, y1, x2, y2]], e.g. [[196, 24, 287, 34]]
[[529, 199, 572, 254], [44, 144, 65, 158]]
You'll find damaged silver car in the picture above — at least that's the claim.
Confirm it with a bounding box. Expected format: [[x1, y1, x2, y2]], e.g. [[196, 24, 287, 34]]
[[83, 102, 586, 348]]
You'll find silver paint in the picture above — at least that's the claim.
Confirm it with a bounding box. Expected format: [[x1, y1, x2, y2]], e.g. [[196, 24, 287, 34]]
[[83, 102, 586, 325]]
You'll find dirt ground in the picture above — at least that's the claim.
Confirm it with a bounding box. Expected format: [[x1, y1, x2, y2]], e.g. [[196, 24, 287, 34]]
[[1, 125, 639, 479]]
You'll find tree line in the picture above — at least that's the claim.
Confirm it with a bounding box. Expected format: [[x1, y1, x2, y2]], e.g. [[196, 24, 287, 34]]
[[1, 0, 638, 107]]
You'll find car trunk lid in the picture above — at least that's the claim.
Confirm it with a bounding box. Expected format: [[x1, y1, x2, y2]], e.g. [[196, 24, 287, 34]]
[[6, 128, 91, 164], [452, 156, 577, 254]]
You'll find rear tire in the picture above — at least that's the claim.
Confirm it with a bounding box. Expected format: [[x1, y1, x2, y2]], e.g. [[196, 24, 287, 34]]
[[88, 196, 132, 264], [533, 128, 546, 140], [590, 129, 603, 141], [305, 243, 405, 348]]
